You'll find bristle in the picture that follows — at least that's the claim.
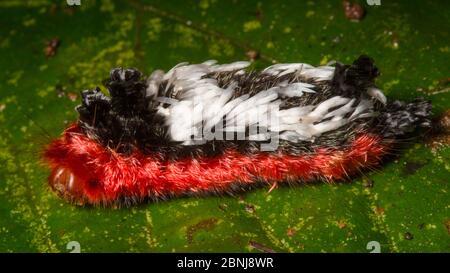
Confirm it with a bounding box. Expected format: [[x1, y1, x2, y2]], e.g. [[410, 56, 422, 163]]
[[43, 55, 432, 206], [44, 128, 387, 205]]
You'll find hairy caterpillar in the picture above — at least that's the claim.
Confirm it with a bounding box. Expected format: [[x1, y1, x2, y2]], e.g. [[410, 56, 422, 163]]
[[43, 56, 431, 206]]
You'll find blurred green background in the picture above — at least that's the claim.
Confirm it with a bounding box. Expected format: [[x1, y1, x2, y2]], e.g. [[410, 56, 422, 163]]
[[0, 0, 449, 252]]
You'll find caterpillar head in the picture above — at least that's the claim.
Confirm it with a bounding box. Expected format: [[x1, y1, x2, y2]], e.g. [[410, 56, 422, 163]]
[[44, 68, 158, 206]]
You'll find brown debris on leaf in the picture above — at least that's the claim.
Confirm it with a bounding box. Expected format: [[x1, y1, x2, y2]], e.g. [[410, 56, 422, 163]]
[[426, 133, 450, 152], [246, 50, 260, 62], [249, 240, 276, 253], [343, 0, 366, 22], [445, 219, 450, 235], [45, 38, 60, 57], [254, 6, 264, 21], [337, 220, 347, 229], [186, 218, 219, 244], [286, 227, 297, 237], [67, 92, 78, 102], [425, 109, 450, 152], [434, 109, 450, 133], [375, 206, 385, 216]]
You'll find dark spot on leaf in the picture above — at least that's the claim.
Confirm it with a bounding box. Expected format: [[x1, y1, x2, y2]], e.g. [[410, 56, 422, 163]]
[[426, 110, 450, 151], [404, 232, 414, 240], [254, 6, 264, 21], [44, 37, 60, 57], [337, 220, 347, 229], [246, 50, 259, 61], [249, 240, 276, 253], [434, 109, 450, 133], [445, 219, 450, 235], [49, 3, 58, 15], [58, 229, 65, 236], [186, 218, 219, 244], [286, 227, 296, 237], [63, 7, 76, 16], [231, 234, 243, 246], [342, 0, 365, 22], [426, 134, 450, 152], [402, 161, 427, 176], [375, 207, 385, 216], [245, 204, 256, 214]]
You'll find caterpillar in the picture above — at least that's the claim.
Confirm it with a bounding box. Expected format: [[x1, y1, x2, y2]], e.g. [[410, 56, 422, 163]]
[[43, 56, 432, 206]]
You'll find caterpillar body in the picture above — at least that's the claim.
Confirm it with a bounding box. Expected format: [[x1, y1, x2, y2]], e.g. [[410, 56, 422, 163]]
[[43, 56, 431, 206]]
